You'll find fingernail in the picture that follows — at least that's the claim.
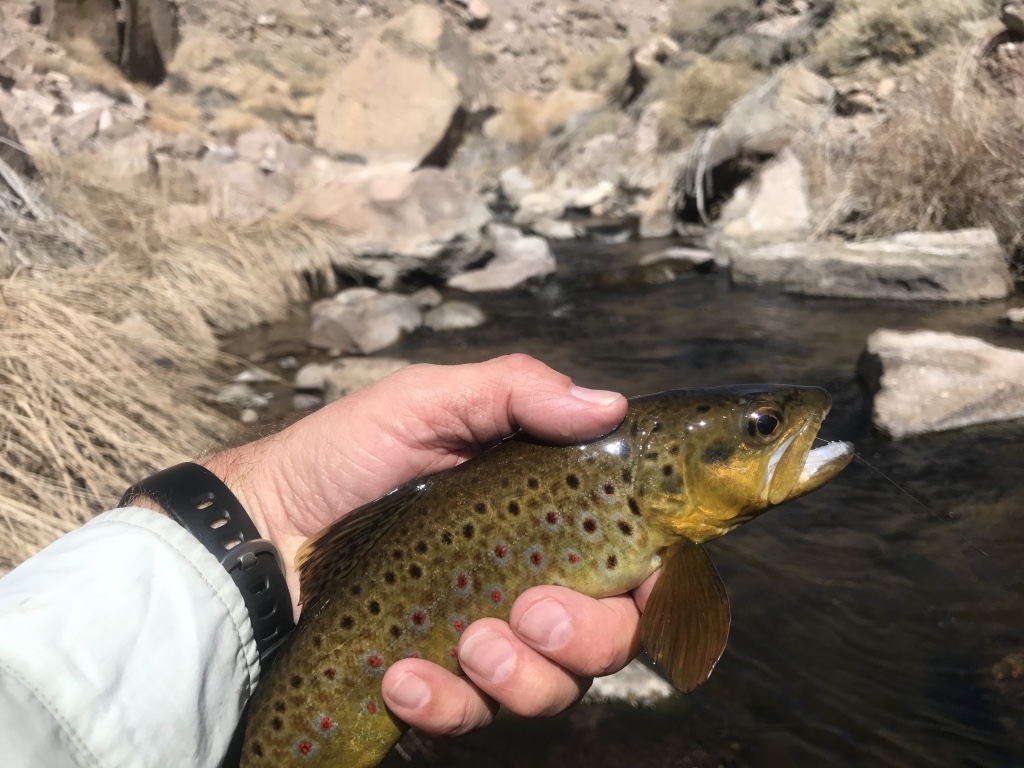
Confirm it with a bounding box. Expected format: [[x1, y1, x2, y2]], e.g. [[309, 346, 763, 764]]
[[517, 598, 572, 651], [459, 630, 516, 683], [387, 671, 431, 710], [570, 385, 622, 407]]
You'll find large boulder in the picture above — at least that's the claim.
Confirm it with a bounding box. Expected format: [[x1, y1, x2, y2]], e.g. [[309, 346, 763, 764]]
[[861, 329, 1024, 438], [730, 228, 1012, 301], [315, 4, 489, 166], [448, 223, 555, 292], [291, 161, 492, 281], [307, 288, 423, 354]]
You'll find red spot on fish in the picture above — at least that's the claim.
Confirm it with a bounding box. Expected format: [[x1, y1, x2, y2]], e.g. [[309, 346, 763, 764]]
[[545, 510, 559, 525], [491, 589, 502, 603], [366, 701, 377, 714], [412, 611, 427, 626], [568, 552, 581, 565], [494, 544, 508, 559], [324, 668, 336, 681], [453, 619, 465, 632], [298, 741, 313, 755], [449, 647, 458, 657], [367, 655, 383, 669], [456, 573, 468, 589], [530, 551, 543, 566], [320, 717, 333, 731]]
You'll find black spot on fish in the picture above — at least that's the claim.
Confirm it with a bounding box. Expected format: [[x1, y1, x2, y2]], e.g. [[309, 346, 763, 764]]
[[416, 541, 428, 554], [350, 584, 362, 596], [566, 473, 580, 489], [628, 497, 641, 516], [508, 501, 520, 515], [463, 523, 475, 539], [399, 528, 408, 537], [271, 717, 283, 731], [393, 550, 404, 560], [341, 615, 354, 630], [663, 465, 673, 476], [528, 478, 539, 489], [622, 469, 632, 483], [697, 404, 711, 413], [369, 601, 381, 615], [501, 477, 510, 488], [475, 502, 487, 514], [251, 743, 264, 758], [618, 521, 633, 536], [604, 483, 616, 495], [645, 452, 659, 461], [630, 422, 639, 437], [390, 625, 402, 638], [606, 554, 618, 570], [651, 421, 662, 433], [384, 571, 396, 584], [703, 443, 735, 465], [441, 531, 453, 544], [669, 444, 679, 455], [273, 701, 286, 713], [290, 675, 303, 689], [313, 635, 322, 648], [583, 518, 597, 533], [409, 565, 423, 579]]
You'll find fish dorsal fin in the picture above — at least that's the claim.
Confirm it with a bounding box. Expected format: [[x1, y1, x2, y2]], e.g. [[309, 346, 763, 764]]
[[638, 539, 731, 694], [296, 480, 429, 611]]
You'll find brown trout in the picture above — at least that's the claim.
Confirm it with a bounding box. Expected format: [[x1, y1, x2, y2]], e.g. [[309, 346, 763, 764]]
[[241, 385, 853, 767]]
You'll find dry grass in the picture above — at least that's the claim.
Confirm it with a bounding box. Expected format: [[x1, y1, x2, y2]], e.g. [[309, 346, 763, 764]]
[[563, 44, 633, 104], [667, 0, 756, 55], [811, 0, 990, 75], [809, 59, 1024, 271], [0, 150, 342, 572]]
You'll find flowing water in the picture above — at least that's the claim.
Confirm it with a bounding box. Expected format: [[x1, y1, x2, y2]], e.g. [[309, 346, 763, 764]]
[[229, 241, 1024, 767]]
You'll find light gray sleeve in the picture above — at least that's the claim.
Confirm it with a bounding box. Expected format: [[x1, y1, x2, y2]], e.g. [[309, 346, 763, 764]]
[[0, 506, 261, 768]]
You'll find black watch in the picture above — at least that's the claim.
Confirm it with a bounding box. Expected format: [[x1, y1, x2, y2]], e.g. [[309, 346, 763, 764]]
[[120, 462, 295, 668]]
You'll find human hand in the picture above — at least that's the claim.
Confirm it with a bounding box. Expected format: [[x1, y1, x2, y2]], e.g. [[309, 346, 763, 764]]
[[201, 354, 646, 735]]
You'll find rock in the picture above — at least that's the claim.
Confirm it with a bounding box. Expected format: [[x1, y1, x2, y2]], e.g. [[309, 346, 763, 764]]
[[636, 182, 675, 240], [277, 356, 299, 370], [410, 286, 444, 309], [324, 357, 412, 403], [498, 166, 534, 206], [717, 148, 811, 246], [292, 393, 322, 411], [994, 652, 1024, 681], [294, 362, 333, 391], [567, 180, 615, 211], [315, 4, 490, 165], [290, 161, 491, 276], [731, 228, 1012, 301], [583, 659, 675, 705], [1003, 307, 1024, 324], [424, 301, 486, 330], [530, 218, 580, 240], [448, 224, 556, 292], [860, 329, 1024, 438], [639, 247, 715, 270], [240, 408, 260, 425], [214, 383, 270, 410], [233, 366, 278, 383], [512, 190, 566, 227], [308, 287, 423, 354], [204, 159, 294, 220], [1002, 2, 1024, 37], [234, 128, 312, 176], [632, 35, 680, 84]]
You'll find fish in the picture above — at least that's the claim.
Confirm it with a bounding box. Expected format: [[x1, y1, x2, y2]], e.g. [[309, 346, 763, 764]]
[[240, 385, 854, 767]]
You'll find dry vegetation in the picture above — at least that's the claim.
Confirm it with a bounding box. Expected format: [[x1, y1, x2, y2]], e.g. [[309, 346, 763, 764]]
[[808, 59, 1024, 268], [0, 150, 340, 572]]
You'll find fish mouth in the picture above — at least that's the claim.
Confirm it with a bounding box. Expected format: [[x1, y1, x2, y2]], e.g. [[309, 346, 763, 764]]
[[762, 406, 854, 505]]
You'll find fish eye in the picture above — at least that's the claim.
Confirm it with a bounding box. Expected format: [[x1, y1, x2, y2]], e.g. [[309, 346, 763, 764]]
[[747, 406, 784, 442]]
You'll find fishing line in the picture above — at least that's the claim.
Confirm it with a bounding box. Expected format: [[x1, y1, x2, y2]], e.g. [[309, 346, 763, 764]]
[[815, 437, 990, 558]]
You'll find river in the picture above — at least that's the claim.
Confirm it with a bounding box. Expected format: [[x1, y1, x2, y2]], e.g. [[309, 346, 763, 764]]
[[229, 240, 1024, 767]]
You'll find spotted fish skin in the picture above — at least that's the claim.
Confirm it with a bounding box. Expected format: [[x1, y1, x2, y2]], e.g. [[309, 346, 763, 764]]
[[241, 385, 850, 767]]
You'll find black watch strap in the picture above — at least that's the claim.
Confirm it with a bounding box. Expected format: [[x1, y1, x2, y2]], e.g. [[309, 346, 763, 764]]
[[120, 462, 295, 668]]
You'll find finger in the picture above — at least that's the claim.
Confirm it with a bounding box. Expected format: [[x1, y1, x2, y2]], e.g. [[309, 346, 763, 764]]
[[631, 570, 660, 614], [509, 586, 642, 677], [382, 659, 498, 737], [457, 618, 589, 718]]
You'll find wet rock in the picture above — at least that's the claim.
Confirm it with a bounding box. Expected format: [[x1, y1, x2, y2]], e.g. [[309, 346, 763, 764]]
[[448, 224, 555, 292], [640, 247, 715, 270], [214, 382, 270, 410], [293, 362, 333, 391], [584, 659, 675, 705], [512, 190, 566, 227], [233, 366, 278, 384], [315, 4, 490, 165], [308, 287, 423, 354], [411, 286, 444, 309], [498, 166, 534, 207], [324, 357, 411, 403], [530, 218, 580, 240], [277, 356, 299, 371], [1004, 307, 1024, 324], [731, 228, 1012, 301], [240, 408, 260, 425], [292, 393, 322, 411], [291, 161, 491, 276], [424, 301, 486, 330], [860, 329, 1024, 439]]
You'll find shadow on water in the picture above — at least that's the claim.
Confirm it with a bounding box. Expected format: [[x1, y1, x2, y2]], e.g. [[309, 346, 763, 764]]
[[232, 241, 1024, 767]]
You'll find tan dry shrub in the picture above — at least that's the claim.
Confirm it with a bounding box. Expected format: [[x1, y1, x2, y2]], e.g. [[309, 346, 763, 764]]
[[485, 89, 605, 147], [655, 55, 765, 150], [813, 68, 1024, 264], [563, 44, 633, 103], [811, 0, 989, 75], [667, 0, 757, 54]]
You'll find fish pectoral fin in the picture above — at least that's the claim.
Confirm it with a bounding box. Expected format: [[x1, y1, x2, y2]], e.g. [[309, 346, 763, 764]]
[[296, 480, 429, 611], [638, 539, 731, 694]]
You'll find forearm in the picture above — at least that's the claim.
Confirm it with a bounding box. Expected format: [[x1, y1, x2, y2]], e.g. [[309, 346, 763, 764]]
[[0, 507, 258, 768]]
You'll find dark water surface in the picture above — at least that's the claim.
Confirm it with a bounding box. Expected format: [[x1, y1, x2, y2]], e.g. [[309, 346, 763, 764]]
[[231, 242, 1024, 767]]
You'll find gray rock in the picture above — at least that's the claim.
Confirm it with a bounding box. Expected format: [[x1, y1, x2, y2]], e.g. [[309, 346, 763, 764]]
[[583, 659, 675, 705], [215, 383, 270, 410], [639, 247, 715, 270], [240, 408, 260, 425], [294, 362, 334, 391], [1003, 307, 1024, 324], [277, 356, 299, 371], [448, 224, 556, 292], [292, 393, 323, 411], [324, 358, 412, 403], [717, 148, 811, 245], [410, 286, 445, 309], [308, 287, 423, 354], [730, 228, 1012, 301], [861, 329, 1024, 438], [233, 367, 279, 384], [424, 301, 486, 330], [530, 218, 580, 240], [498, 166, 534, 206]]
